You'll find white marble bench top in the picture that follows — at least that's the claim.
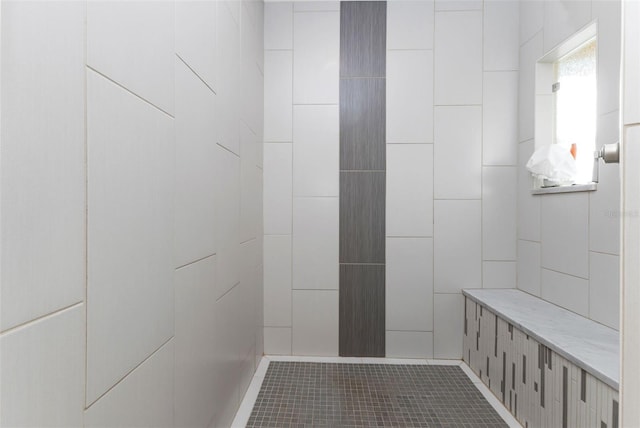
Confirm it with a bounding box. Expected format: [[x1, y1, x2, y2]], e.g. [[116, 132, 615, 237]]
[[462, 288, 619, 390]]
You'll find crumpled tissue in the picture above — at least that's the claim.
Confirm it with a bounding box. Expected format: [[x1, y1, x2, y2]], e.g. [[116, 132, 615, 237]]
[[526, 144, 577, 183]]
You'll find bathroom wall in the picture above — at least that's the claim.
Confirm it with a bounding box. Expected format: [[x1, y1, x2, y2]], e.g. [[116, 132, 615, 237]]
[[263, 0, 520, 359], [0, 1, 264, 427], [517, 0, 621, 330]]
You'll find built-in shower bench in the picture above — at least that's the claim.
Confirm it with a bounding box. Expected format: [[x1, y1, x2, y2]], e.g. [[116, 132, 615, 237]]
[[462, 288, 619, 428]]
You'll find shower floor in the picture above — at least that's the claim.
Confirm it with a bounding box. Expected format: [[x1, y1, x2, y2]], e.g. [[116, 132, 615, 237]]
[[234, 358, 517, 427]]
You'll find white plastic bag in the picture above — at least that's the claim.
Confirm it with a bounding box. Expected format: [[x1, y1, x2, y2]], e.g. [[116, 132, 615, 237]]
[[526, 144, 577, 183]]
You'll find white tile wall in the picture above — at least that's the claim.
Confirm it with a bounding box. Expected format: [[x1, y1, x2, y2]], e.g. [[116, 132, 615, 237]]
[[518, 32, 543, 143], [216, 4, 241, 154], [386, 238, 434, 331], [386, 50, 434, 144], [292, 197, 339, 290], [174, 59, 217, 268], [265, 2, 293, 50], [482, 167, 517, 261], [517, 140, 541, 241], [86, 72, 174, 405], [483, 261, 517, 289], [386, 331, 434, 359], [292, 290, 339, 356], [517, 240, 541, 296], [589, 252, 620, 330], [264, 235, 292, 327], [0, 306, 84, 428], [435, 0, 482, 12], [434, 106, 482, 199], [293, 1, 340, 12], [87, 1, 175, 114], [434, 200, 482, 293], [264, 327, 293, 355], [540, 268, 589, 317], [433, 293, 464, 359], [264, 143, 293, 234], [386, 144, 434, 237], [519, 0, 543, 45], [264, 51, 293, 142], [293, 11, 340, 104], [386, 0, 434, 50], [434, 11, 482, 105], [623, 0, 640, 125], [542, 0, 591, 53], [240, 125, 261, 243], [483, 72, 518, 166], [593, 0, 622, 117], [0, 0, 85, 331], [483, 0, 519, 71]]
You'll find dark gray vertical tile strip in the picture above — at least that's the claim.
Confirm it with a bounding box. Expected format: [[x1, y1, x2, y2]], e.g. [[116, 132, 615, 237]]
[[581, 369, 587, 402], [523, 355, 526, 384], [339, 1, 386, 357], [563, 366, 568, 428], [613, 400, 619, 428]]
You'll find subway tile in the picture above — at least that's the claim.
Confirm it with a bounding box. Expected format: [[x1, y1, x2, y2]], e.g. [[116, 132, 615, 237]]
[[386, 331, 434, 359], [216, 5, 241, 154], [435, 0, 482, 11], [589, 252, 620, 330], [85, 341, 174, 428], [386, 144, 433, 237], [340, 172, 385, 264], [175, 0, 217, 90], [593, 0, 622, 117], [518, 140, 541, 241], [340, 1, 387, 78], [483, 71, 518, 166], [517, 240, 541, 296], [434, 106, 482, 199], [174, 257, 217, 428], [174, 59, 217, 268], [434, 11, 482, 105], [386, 0, 434, 50], [540, 269, 589, 317], [86, 72, 174, 404], [264, 235, 292, 327], [264, 2, 293, 50], [386, 50, 433, 144], [340, 78, 386, 170], [87, 0, 174, 114], [543, 0, 592, 53], [482, 167, 517, 261], [434, 200, 482, 293], [293, 11, 340, 104], [292, 197, 339, 290], [264, 327, 292, 355], [294, 1, 340, 12], [339, 265, 385, 357], [292, 290, 339, 356], [0, 0, 85, 331], [293, 105, 339, 197], [483, 261, 517, 289], [541, 192, 589, 279], [264, 51, 293, 142], [0, 306, 84, 428], [434, 293, 464, 359], [519, 0, 543, 45], [519, 32, 543, 143], [264, 143, 292, 235], [386, 238, 434, 331], [483, 0, 519, 71]]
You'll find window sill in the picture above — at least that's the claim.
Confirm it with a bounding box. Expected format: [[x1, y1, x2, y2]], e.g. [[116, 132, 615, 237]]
[[531, 182, 597, 195]]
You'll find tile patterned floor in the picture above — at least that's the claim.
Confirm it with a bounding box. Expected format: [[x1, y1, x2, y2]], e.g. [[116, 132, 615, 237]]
[[246, 362, 509, 427]]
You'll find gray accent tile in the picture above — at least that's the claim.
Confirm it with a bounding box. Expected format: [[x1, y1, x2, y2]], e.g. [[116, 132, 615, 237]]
[[340, 78, 385, 171], [340, 1, 386, 78], [339, 264, 385, 357], [340, 172, 385, 263]]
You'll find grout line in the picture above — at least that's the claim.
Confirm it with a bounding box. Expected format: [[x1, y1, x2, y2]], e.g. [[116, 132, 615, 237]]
[[175, 253, 217, 271], [216, 281, 242, 303], [0, 301, 84, 336], [216, 142, 241, 158], [240, 237, 258, 246], [540, 266, 590, 281], [175, 53, 217, 96], [83, 1, 89, 410], [86, 66, 174, 119]]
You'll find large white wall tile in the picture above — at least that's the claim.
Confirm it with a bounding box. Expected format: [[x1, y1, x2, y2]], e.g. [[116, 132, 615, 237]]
[[623, 0, 640, 125], [434, 11, 482, 105], [216, 4, 241, 154], [265, 2, 293, 49], [175, 257, 217, 428], [593, 0, 622, 117], [292, 197, 339, 290], [434, 106, 482, 199], [517, 240, 541, 296], [386, 1, 434, 50], [0, 306, 84, 428], [175, 59, 217, 268], [264, 50, 293, 142], [386, 238, 434, 331], [85, 340, 174, 428], [175, 0, 217, 90], [519, 32, 543, 143], [292, 290, 339, 356], [241, 125, 261, 243], [87, 72, 174, 405], [293, 105, 339, 197], [435, 0, 482, 11], [482, 167, 517, 261], [386, 331, 434, 359], [434, 200, 482, 292], [483, 0, 519, 71], [543, 0, 592, 53], [483, 261, 517, 289], [0, 0, 85, 331], [519, 0, 543, 45], [264, 327, 292, 355], [518, 141, 541, 241], [540, 268, 589, 317], [483, 72, 518, 166], [387, 144, 433, 237], [541, 193, 589, 279], [387, 50, 434, 144], [264, 235, 292, 327], [589, 252, 620, 330], [293, 11, 340, 104], [294, 1, 340, 12], [433, 293, 464, 359], [264, 143, 292, 235], [87, 1, 174, 114]]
